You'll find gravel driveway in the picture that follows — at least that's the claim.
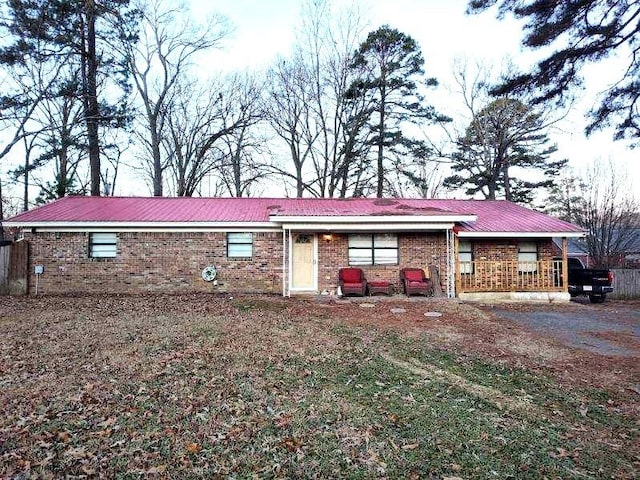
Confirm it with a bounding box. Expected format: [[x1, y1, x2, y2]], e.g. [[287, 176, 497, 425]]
[[489, 301, 640, 357]]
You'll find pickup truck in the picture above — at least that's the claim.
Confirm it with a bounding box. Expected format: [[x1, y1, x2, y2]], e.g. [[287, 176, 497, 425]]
[[559, 257, 614, 303]]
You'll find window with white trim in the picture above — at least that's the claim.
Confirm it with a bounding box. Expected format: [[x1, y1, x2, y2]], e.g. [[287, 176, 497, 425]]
[[518, 241, 538, 272], [89, 233, 117, 258], [348, 234, 398, 265], [227, 232, 253, 258], [458, 240, 473, 274]]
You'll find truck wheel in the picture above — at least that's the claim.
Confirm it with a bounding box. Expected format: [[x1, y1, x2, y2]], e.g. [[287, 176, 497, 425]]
[[589, 294, 606, 304]]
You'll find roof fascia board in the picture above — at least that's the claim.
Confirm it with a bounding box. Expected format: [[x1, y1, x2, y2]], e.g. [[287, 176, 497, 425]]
[[272, 214, 477, 223], [458, 231, 585, 238], [5, 221, 277, 230], [30, 228, 283, 233], [281, 222, 455, 231]]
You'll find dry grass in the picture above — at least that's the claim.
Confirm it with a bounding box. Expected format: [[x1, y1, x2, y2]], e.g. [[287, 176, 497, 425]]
[[0, 294, 638, 478]]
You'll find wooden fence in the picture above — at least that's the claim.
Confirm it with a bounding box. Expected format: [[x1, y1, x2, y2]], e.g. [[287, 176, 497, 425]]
[[610, 269, 640, 299], [0, 241, 29, 295]]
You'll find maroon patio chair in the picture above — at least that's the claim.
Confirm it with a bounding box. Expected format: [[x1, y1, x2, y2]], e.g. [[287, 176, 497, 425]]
[[400, 268, 433, 296], [338, 267, 367, 296]]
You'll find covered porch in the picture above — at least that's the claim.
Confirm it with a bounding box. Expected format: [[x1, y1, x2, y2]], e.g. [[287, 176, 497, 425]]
[[456, 259, 564, 293]]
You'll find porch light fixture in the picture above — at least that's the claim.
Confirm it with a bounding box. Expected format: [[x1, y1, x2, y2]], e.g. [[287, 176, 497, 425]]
[[322, 233, 333, 242]]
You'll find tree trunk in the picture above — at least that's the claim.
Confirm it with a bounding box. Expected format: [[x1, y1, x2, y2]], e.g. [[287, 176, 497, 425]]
[[58, 147, 68, 198], [85, 0, 101, 196], [232, 127, 245, 197], [150, 117, 163, 196], [503, 159, 511, 201], [0, 179, 4, 241], [377, 86, 386, 198], [23, 153, 29, 212]]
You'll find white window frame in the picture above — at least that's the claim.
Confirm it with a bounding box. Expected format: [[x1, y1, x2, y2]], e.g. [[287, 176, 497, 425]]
[[518, 241, 538, 273], [89, 233, 117, 258], [348, 233, 398, 266], [458, 240, 473, 274], [227, 232, 253, 258]]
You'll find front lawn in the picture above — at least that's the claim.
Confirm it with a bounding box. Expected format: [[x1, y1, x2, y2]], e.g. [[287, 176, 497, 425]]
[[0, 294, 637, 478]]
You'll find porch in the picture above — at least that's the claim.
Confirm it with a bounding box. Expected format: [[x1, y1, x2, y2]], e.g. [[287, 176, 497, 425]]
[[456, 259, 565, 293]]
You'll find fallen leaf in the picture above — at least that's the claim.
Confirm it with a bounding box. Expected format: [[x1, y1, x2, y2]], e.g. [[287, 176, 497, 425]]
[[57, 431, 71, 442], [186, 442, 201, 454], [146, 465, 167, 474], [98, 416, 117, 428], [281, 437, 302, 452], [402, 443, 419, 450], [274, 414, 292, 428]]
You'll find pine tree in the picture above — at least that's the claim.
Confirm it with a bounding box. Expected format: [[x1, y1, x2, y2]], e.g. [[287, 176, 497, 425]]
[[346, 25, 442, 197], [0, 0, 138, 196], [444, 98, 566, 203], [468, 0, 640, 144]]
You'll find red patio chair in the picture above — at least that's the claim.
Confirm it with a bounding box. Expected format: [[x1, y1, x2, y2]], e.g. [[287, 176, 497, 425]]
[[338, 267, 367, 296], [400, 268, 433, 296]]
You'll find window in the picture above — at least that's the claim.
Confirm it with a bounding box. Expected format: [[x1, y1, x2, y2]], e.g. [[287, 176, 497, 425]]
[[518, 241, 538, 273], [89, 233, 117, 258], [348, 234, 398, 265], [458, 240, 473, 274], [227, 232, 253, 258]]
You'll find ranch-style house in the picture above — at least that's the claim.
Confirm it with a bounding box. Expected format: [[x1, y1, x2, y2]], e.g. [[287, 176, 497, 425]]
[[3, 196, 584, 300]]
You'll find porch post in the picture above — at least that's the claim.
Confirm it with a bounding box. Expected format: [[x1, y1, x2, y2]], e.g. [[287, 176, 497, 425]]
[[446, 229, 456, 298], [453, 233, 460, 297], [562, 237, 568, 293], [287, 229, 292, 297], [282, 229, 287, 297]]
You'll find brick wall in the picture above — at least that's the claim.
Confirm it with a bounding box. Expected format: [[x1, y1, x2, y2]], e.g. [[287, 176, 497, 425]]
[[316, 232, 448, 293], [470, 239, 555, 262], [25, 231, 284, 295], [459, 239, 559, 292], [23, 230, 557, 295]]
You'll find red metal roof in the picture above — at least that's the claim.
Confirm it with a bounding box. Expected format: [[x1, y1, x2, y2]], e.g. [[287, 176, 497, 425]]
[[4, 196, 584, 234]]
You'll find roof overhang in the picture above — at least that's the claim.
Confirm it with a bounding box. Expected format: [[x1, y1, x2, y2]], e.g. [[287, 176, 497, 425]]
[[272, 214, 477, 224], [280, 222, 455, 232], [457, 231, 585, 238], [4, 221, 279, 232]]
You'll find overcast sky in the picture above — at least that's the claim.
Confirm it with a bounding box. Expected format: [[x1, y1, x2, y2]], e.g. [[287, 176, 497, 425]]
[[1, 1, 634, 204], [192, 0, 638, 192]]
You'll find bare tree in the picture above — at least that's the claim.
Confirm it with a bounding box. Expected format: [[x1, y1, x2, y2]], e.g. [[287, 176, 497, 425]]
[[299, 0, 370, 197], [120, 0, 229, 196], [265, 0, 372, 198], [163, 76, 262, 197], [265, 54, 318, 197], [209, 74, 269, 197], [554, 160, 639, 268]]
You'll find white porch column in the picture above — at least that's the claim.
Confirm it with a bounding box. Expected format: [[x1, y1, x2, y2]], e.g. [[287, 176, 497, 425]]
[[282, 229, 287, 297], [446, 228, 456, 298]]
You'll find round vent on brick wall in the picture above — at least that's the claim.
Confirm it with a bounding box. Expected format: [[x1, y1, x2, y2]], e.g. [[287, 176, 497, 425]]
[[201, 265, 217, 282]]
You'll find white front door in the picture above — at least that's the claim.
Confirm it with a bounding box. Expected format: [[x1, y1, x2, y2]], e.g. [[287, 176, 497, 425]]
[[291, 234, 316, 291]]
